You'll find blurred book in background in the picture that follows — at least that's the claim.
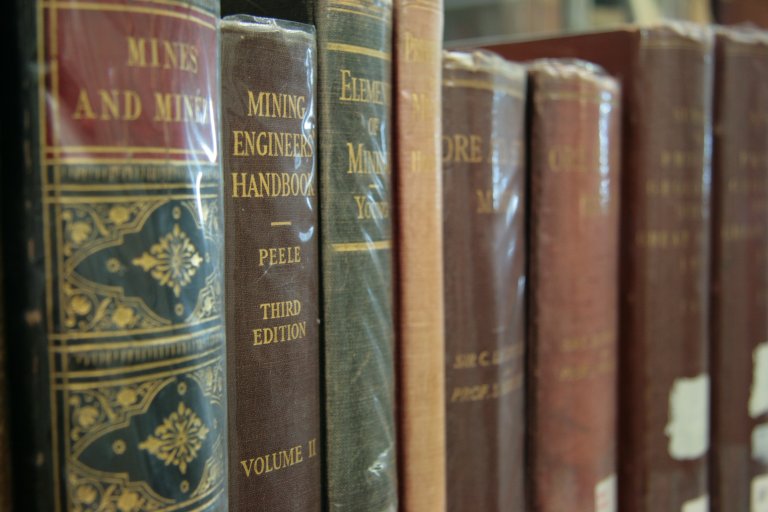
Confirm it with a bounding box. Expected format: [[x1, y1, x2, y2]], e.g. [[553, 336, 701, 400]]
[[446, 0, 722, 43], [714, 0, 768, 27]]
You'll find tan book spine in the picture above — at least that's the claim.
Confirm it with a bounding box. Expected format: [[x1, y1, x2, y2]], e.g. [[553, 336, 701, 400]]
[[394, 1, 445, 511]]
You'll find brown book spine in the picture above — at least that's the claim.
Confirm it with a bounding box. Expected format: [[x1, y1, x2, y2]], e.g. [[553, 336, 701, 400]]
[[528, 60, 621, 512], [620, 25, 714, 512], [479, 23, 715, 512], [394, 1, 446, 510], [442, 50, 527, 512], [221, 16, 322, 511], [715, 0, 768, 28], [710, 28, 768, 512]]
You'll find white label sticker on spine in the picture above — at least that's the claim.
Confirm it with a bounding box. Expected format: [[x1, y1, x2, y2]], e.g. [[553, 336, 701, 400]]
[[753, 423, 768, 465], [750, 342, 768, 419], [665, 374, 710, 460], [681, 494, 708, 512], [595, 474, 616, 512], [752, 474, 768, 512]]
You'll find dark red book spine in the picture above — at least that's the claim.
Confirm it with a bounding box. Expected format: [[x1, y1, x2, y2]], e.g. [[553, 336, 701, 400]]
[[527, 59, 621, 512], [710, 27, 768, 512], [442, 50, 527, 512]]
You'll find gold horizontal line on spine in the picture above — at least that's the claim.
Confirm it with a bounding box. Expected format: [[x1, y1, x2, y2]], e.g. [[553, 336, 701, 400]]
[[326, 42, 392, 61], [330, 0, 390, 15], [44, 193, 217, 204], [332, 240, 392, 252], [50, 316, 221, 342], [138, 0, 218, 20], [55, 356, 221, 391], [534, 91, 620, 106], [44, 182, 219, 192], [47, 157, 216, 166], [401, 0, 441, 12], [328, 6, 386, 21], [724, 46, 768, 56], [41, 2, 216, 31], [46, 145, 210, 155], [271, 221, 293, 227], [443, 79, 523, 99], [640, 40, 707, 52], [56, 346, 221, 378], [52, 324, 223, 352]]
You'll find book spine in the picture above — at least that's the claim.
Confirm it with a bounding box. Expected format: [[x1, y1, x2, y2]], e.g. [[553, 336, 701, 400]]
[[314, 1, 397, 510], [221, 17, 321, 511], [620, 25, 714, 512], [442, 50, 527, 512], [10, 1, 227, 510], [715, 0, 768, 27], [393, 1, 445, 510], [710, 28, 768, 512], [528, 60, 621, 512]]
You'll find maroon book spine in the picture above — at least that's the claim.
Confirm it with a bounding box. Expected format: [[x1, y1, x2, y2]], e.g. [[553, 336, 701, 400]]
[[527, 59, 621, 512], [221, 16, 322, 512], [480, 23, 715, 512], [442, 50, 527, 512], [710, 27, 768, 512]]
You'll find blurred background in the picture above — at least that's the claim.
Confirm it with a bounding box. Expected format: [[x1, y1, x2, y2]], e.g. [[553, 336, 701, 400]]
[[444, 0, 768, 42]]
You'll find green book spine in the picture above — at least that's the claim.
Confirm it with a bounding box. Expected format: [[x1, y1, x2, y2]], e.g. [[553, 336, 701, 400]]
[[315, 1, 397, 510], [5, 1, 227, 510]]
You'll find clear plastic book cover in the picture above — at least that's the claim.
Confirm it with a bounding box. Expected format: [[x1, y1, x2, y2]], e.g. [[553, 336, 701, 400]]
[[11, 0, 228, 509]]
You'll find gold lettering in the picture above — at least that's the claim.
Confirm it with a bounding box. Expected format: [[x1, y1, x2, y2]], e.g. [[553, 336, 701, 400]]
[[239, 444, 306, 478], [126, 36, 198, 73], [252, 321, 307, 346], [354, 195, 390, 220], [347, 143, 388, 174], [259, 300, 302, 320], [229, 172, 315, 198], [258, 246, 301, 267], [72, 89, 142, 121], [153, 93, 208, 124], [547, 145, 592, 172], [247, 90, 307, 118], [443, 134, 483, 163], [450, 384, 489, 402], [404, 31, 437, 63], [73, 89, 97, 120], [231, 130, 312, 158], [635, 229, 691, 249], [475, 189, 494, 214], [339, 69, 390, 105]]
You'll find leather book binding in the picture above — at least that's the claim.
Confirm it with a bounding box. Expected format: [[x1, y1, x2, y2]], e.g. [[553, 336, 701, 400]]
[[527, 59, 621, 512], [442, 50, 527, 512], [483, 24, 714, 512], [221, 16, 322, 512], [3, 0, 228, 509]]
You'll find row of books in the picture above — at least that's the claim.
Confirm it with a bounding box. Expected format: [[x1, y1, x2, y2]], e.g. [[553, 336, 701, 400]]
[[0, 1, 766, 512]]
